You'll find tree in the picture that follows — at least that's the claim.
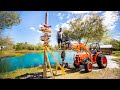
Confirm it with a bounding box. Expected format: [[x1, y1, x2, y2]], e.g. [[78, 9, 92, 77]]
[[63, 18, 85, 43], [63, 13, 108, 45], [13, 42, 45, 51], [0, 36, 14, 51], [0, 11, 21, 33], [110, 39, 120, 50], [83, 13, 108, 45], [100, 33, 113, 45]]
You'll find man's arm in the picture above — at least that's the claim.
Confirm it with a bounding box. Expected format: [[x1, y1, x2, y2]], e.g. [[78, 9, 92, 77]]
[[62, 32, 66, 38]]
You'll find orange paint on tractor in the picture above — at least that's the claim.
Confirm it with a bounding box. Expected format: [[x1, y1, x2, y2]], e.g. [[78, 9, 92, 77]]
[[69, 42, 107, 72]]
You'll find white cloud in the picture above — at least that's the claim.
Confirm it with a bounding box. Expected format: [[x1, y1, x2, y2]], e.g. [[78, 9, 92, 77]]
[[39, 24, 43, 27], [61, 22, 70, 29], [54, 22, 70, 32], [55, 11, 119, 34], [30, 27, 42, 34], [102, 11, 119, 31], [36, 30, 42, 33], [54, 24, 60, 31], [30, 27, 35, 31], [118, 33, 120, 35], [54, 18, 76, 32], [68, 11, 102, 14], [113, 35, 120, 40], [60, 18, 76, 30], [57, 13, 65, 20], [68, 11, 91, 14], [69, 11, 119, 31], [82, 14, 91, 21]]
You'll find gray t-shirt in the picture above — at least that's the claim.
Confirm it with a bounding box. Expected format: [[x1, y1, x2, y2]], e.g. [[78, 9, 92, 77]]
[[57, 31, 63, 39]]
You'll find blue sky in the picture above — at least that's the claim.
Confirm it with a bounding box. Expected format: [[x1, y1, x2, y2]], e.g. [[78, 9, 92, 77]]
[[2, 11, 120, 46]]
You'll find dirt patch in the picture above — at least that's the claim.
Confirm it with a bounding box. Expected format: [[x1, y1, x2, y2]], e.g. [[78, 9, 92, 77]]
[[106, 55, 119, 69], [53, 68, 119, 79]]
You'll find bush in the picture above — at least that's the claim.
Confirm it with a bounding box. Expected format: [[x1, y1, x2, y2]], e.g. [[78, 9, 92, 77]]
[[14, 42, 46, 51]]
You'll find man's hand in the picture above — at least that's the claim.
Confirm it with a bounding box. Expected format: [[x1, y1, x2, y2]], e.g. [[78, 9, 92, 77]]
[[63, 34, 66, 38]]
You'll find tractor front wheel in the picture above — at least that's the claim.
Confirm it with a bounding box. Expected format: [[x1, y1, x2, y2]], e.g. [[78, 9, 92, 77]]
[[84, 60, 92, 72]]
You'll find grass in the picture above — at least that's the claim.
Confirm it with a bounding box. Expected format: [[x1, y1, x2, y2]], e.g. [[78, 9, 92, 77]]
[[0, 50, 44, 59], [112, 51, 120, 62], [0, 66, 43, 79], [0, 51, 23, 59], [112, 51, 120, 78], [0, 64, 120, 79], [112, 51, 120, 57], [0, 65, 66, 79]]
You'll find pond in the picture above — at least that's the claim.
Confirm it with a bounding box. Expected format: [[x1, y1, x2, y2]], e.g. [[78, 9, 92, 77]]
[[0, 51, 77, 73]]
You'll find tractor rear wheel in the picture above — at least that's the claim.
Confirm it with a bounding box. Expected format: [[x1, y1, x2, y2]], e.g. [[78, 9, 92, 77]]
[[97, 54, 107, 69], [84, 58, 92, 72]]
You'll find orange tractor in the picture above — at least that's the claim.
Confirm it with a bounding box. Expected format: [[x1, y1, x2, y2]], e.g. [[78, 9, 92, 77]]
[[71, 43, 107, 72], [62, 41, 107, 72]]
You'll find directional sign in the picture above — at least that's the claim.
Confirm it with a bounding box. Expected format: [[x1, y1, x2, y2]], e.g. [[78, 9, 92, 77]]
[[40, 25, 51, 33], [44, 33, 51, 37], [40, 35, 50, 41]]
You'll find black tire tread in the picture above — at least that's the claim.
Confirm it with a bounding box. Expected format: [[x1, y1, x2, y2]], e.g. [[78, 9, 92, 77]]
[[84, 58, 92, 72], [97, 54, 107, 69]]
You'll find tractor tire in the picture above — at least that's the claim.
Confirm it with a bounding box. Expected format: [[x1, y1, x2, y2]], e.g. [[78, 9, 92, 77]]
[[73, 63, 80, 68], [84, 60, 92, 72], [97, 54, 107, 69]]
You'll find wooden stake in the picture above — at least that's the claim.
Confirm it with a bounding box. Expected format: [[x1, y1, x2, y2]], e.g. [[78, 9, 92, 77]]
[[45, 47, 54, 79], [46, 47, 66, 75], [43, 48, 47, 78]]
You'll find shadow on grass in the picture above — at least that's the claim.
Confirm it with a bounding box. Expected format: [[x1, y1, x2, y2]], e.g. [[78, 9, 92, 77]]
[[65, 65, 100, 74], [15, 70, 62, 79], [15, 66, 101, 79], [65, 68, 79, 73], [15, 72, 44, 79]]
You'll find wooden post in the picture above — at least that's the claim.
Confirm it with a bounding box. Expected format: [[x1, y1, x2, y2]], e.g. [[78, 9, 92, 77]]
[[45, 12, 48, 25], [43, 48, 47, 78], [43, 12, 48, 78]]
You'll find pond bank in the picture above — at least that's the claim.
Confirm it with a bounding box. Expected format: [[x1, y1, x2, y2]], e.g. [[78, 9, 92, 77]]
[[0, 50, 44, 59], [0, 50, 73, 59]]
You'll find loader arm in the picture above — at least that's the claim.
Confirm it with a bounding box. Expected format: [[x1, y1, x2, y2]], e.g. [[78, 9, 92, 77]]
[[71, 43, 94, 63]]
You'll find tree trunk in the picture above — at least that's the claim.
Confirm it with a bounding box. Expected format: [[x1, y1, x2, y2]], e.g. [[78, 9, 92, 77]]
[[1, 46, 3, 52]]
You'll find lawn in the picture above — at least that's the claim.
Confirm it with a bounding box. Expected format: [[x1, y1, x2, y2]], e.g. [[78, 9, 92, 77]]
[[112, 51, 120, 62], [0, 66, 43, 79], [112, 51, 120, 57], [112, 51, 120, 78]]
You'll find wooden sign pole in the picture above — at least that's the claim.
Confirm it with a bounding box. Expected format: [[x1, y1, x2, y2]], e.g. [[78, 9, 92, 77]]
[[40, 12, 65, 79], [43, 47, 47, 78], [43, 12, 48, 78]]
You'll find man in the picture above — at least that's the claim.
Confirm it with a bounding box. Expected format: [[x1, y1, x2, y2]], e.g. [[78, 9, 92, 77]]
[[57, 28, 65, 49]]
